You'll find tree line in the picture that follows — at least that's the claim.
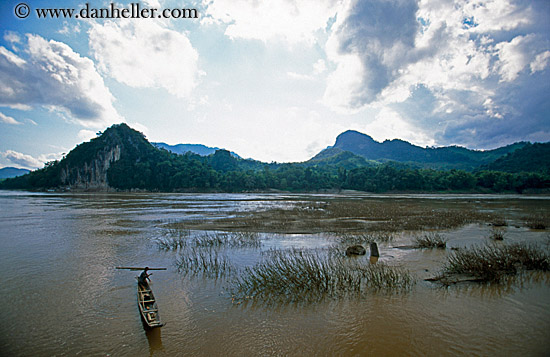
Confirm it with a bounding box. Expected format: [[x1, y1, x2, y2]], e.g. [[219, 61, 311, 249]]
[[1, 124, 548, 193]]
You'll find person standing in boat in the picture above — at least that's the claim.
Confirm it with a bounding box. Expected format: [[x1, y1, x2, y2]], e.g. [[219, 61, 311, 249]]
[[138, 267, 151, 286]]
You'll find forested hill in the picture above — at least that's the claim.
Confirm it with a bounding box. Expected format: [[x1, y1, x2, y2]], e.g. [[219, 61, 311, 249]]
[[483, 142, 550, 173], [0, 167, 29, 179], [1, 123, 549, 193], [318, 130, 528, 170], [153, 142, 241, 158]]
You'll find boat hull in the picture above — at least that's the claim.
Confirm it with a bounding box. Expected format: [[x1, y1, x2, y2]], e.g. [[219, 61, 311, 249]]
[[137, 282, 164, 329]]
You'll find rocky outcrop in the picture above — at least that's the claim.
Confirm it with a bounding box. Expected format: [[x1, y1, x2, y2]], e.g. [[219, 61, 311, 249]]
[[60, 145, 121, 189], [346, 245, 366, 256]]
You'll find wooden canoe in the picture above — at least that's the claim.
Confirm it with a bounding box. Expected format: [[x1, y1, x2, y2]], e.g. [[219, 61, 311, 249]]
[[137, 281, 164, 329]]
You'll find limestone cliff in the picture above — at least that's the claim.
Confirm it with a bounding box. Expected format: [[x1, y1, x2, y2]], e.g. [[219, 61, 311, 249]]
[[60, 145, 121, 189]]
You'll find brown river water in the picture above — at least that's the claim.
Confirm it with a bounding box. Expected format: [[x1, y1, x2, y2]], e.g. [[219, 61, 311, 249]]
[[0, 191, 549, 356]]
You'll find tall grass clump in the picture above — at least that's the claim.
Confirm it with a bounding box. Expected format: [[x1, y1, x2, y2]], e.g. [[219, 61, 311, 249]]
[[413, 232, 447, 249], [156, 228, 191, 250], [175, 247, 233, 278], [338, 231, 394, 246], [488, 226, 505, 241], [443, 243, 550, 282], [194, 232, 262, 248], [234, 249, 414, 303], [524, 213, 549, 230]]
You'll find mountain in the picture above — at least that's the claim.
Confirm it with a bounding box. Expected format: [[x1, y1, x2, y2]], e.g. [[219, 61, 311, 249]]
[[483, 142, 550, 173], [304, 147, 377, 170], [0, 124, 267, 191], [0, 167, 30, 179], [316, 130, 528, 170], [1, 124, 548, 193], [153, 142, 241, 158]]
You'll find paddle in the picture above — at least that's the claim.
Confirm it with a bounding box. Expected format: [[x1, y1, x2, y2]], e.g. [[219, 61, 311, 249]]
[[116, 267, 167, 271]]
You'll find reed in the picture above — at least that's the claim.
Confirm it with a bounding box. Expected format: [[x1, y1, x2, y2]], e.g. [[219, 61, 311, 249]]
[[489, 227, 505, 241], [234, 249, 415, 303], [491, 218, 508, 227], [524, 213, 549, 230], [338, 231, 395, 246], [157, 231, 261, 250], [194, 232, 262, 248], [175, 247, 233, 278], [413, 232, 447, 249], [443, 243, 550, 282], [206, 200, 497, 234], [156, 228, 190, 250]]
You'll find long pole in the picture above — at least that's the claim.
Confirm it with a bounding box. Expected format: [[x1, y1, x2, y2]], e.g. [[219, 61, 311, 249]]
[[116, 267, 167, 271]]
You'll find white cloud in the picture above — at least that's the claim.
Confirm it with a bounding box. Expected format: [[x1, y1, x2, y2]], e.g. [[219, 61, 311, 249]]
[[89, 20, 200, 99], [0, 35, 122, 129], [313, 59, 327, 75], [287, 72, 314, 81], [323, 0, 420, 111], [202, 0, 341, 44], [321, 0, 550, 147], [2, 150, 43, 169], [77, 129, 96, 142], [58, 21, 81, 35], [495, 35, 534, 82], [461, 0, 533, 33], [363, 108, 435, 147], [3, 31, 21, 44], [530, 51, 550, 73], [143, 0, 161, 7], [0, 112, 22, 125]]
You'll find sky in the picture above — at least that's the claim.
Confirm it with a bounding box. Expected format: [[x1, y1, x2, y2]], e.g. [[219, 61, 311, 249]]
[[0, 0, 549, 169]]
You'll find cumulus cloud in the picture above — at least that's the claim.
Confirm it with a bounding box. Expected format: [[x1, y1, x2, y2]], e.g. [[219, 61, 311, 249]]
[[363, 107, 435, 147], [89, 20, 200, 99], [322, 0, 550, 147], [0, 34, 122, 129], [3, 31, 21, 44], [2, 150, 44, 169], [325, 0, 420, 111], [530, 51, 550, 73], [0, 112, 21, 125], [202, 0, 341, 44]]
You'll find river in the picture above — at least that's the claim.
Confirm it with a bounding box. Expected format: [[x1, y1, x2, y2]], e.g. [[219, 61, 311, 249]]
[[0, 191, 549, 356]]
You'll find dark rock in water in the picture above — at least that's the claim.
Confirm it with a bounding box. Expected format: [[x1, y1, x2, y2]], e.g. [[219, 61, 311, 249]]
[[370, 242, 380, 257], [346, 245, 366, 256]]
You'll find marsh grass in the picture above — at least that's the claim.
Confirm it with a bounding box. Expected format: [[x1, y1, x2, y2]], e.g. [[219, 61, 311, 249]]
[[175, 247, 233, 278], [489, 227, 505, 241], [233, 249, 415, 303], [413, 232, 447, 249], [157, 230, 262, 250], [442, 243, 550, 283], [337, 231, 395, 246], [194, 232, 262, 249], [201, 200, 497, 234], [491, 218, 508, 227], [156, 228, 190, 250], [524, 213, 549, 230]]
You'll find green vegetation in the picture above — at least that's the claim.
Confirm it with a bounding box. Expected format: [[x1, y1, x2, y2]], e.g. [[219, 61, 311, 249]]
[[413, 232, 447, 248], [484, 142, 550, 173], [157, 231, 262, 250], [166, 199, 498, 234], [1, 123, 549, 193], [488, 227, 505, 241], [175, 247, 233, 278], [234, 249, 415, 303], [329, 130, 529, 171], [440, 243, 550, 283], [524, 213, 550, 230]]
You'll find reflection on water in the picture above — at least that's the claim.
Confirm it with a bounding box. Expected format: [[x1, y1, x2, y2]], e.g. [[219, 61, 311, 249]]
[[146, 328, 164, 355], [0, 191, 549, 356]]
